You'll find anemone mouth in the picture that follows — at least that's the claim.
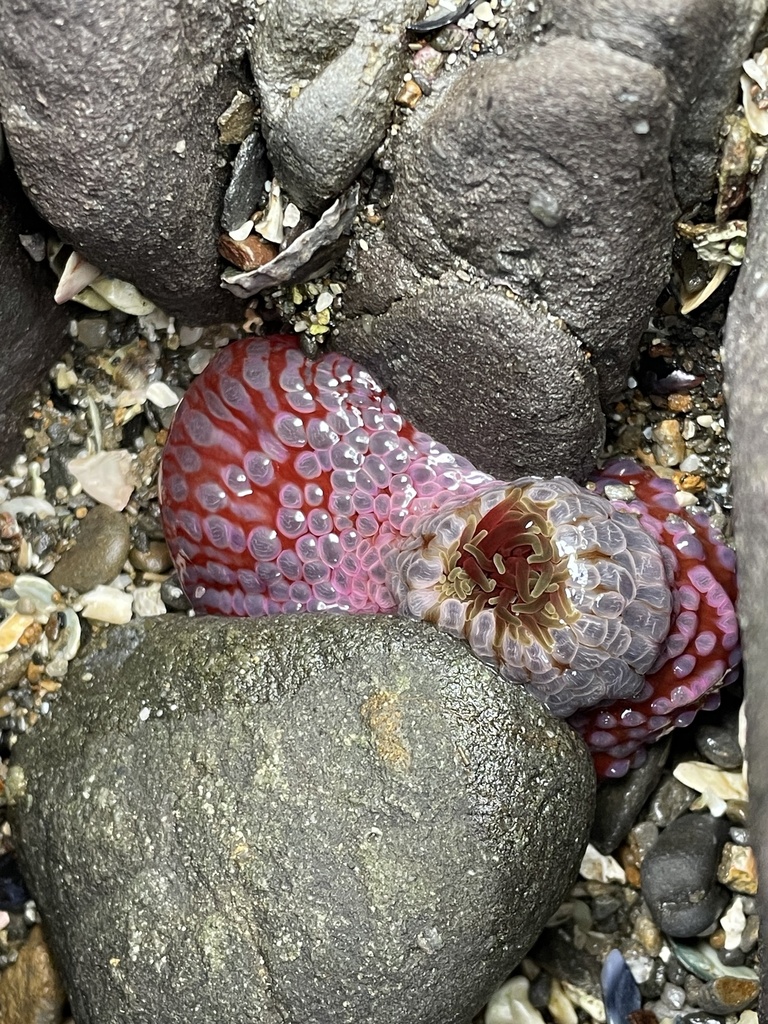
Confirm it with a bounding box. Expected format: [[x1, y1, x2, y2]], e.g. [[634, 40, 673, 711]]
[[434, 487, 578, 654]]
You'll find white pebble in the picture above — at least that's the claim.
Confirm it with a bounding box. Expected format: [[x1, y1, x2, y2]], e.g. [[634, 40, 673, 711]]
[[485, 976, 545, 1024], [579, 843, 626, 884], [1, 496, 57, 519], [315, 291, 334, 313], [721, 896, 747, 950], [0, 612, 36, 654], [603, 483, 636, 502], [146, 381, 180, 409], [547, 978, 578, 1024], [67, 451, 135, 511], [228, 219, 253, 241], [474, 1, 494, 21], [283, 202, 301, 228], [674, 490, 698, 508], [679, 453, 702, 472], [188, 349, 215, 375], [79, 585, 133, 624], [179, 325, 204, 347]]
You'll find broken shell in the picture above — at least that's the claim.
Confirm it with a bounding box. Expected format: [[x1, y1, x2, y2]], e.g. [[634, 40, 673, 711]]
[[253, 181, 285, 245], [217, 233, 279, 272], [680, 262, 731, 314], [54, 250, 102, 304]]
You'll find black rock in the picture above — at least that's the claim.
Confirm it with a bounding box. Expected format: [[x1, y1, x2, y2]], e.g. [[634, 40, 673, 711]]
[[694, 710, 743, 770], [590, 737, 670, 853], [641, 812, 730, 937], [8, 614, 594, 1024], [221, 132, 270, 232]]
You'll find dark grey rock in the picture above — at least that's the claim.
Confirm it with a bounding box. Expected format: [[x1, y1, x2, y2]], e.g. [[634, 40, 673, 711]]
[[47, 505, 131, 593], [641, 813, 730, 937], [250, 0, 425, 212], [647, 774, 696, 828], [0, 0, 248, 325], [549, 0, 765, 211], [532, 928, 602, 997], [375, 37, 675, 400], [590, 737, 670, 853], [694, 710, 743, 770], [338, 269, 604, 481], [8, 614, 594, 1024], [724, 167, 768, 1022], [0, 157, 68, 470], [221, 132, 269, 232]]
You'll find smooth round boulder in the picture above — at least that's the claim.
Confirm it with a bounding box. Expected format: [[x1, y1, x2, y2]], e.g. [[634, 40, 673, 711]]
[[8, 614, 594, 1024]]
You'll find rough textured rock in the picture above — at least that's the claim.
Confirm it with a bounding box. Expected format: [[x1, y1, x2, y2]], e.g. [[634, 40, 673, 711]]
[[723, 168, 768, 1020], [0, 0, 249, 325], [362, 37, 675, 402], [8, 614, 595, 1024], [339, 269, 603, 480], [47, 504, 131, 593], [550, 0, 765, 210], [0, 155, 68, 471], [250, 0, 424, 212]]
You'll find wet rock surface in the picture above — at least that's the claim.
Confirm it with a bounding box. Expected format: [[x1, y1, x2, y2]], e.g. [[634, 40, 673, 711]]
[[724, 166, 768, 1020], [360, 37, 675, 402], [0, 0, 248, 324], [0, 158, 68, 470], [549, 0, 765, 210], [8, 614, 594, 1024], [250, 0, 425, 212], [339, 273, 604, 480]]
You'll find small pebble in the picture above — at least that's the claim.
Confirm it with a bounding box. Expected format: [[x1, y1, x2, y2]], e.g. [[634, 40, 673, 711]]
[[641, 813, 730, 937], [674, 761, 748, 806], [159, 574, 192, 611], [484, 975, 545, 1024], [720, 896, 746, 950], [739, 913, 759, 953], [717, 843, 757, 895], [129, 540, 173, 575], [579, 845, 626, 884], [651, 419, 686, 466], [695, 712, 743, 770], [696, 976, 759, 1014], [590, 738, 670, 853], [0, 925, 66, 1024], [648, 774, 696, 826], [67, 451, 135, 511], [79, 585, 133, 625], [546, 978, 577, 1024], [48, 505, 130, 593]]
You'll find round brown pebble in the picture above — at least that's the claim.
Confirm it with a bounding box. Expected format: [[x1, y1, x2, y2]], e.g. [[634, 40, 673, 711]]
[[47, 505, 130, 593], [128, 540, 173, 575]]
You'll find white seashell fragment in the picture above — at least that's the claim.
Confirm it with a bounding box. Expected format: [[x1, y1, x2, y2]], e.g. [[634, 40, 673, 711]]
[[673, 760, 748, 804], [485, 976, 546, 1024], [146, 381, 180, 408], [79, 585, 134, 624], [11, 575, 61, 614], [132, 584, 167, 618], [0, 612, 36, 653], [579, 843, 626, 884], [681, 262, 731, 314], [54, 250, 102, 304], [254, 181, 284, 244], [72, 287, 112, 311], [228, 219, 254, 241], [1, 496, 58, 520], [547, 979, 578, 1024], [283, 202, 301, 229], [89, 277, 156, 315], [67, 451, 135, 511], [720, 896, 746, 951]]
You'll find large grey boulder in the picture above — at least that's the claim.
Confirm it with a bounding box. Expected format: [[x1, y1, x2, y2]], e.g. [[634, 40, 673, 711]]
[[550, 0, 765, 211], [0, 0, 248, 324], [723, 170, 768, 1019], [0, 153, 68, 469], [8, 614, 594, 1024], [251, 0, 424, 212]]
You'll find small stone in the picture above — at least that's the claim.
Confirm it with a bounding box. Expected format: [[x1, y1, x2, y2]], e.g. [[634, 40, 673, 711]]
[[485, 975, 546, 1024], [48, 505, 130, 593], [79, 584, 133, 624], [668, 393, 692, 412], [717, 843, 758, 895], [648, 774, 696, 826], [720, 896, 747, 950], [160, 574, 192, 611], [579, 845, 625, 884], [129, 540, 173, 575], [590, 737, 670, 852], [635, 914, 663, 957], [694, 712, 743, 770], [739, 913, 759, 953], [0, 924, 67, 1024], [395, 79, 423, 108], [651, 419, 686, 466], [67, 450, 135, 511], [145, 381, 180, 409], [217, 232, 279, 272], [0, 612, 36, 654], [221, 131, 269, 232], [217, 90, 256, 145], [641, 813, 730, 937], [547, 978, 577, 1024], [75, 316, 110, 349], [132, 584, 166, 618], [696, 976, 759, 1015]]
